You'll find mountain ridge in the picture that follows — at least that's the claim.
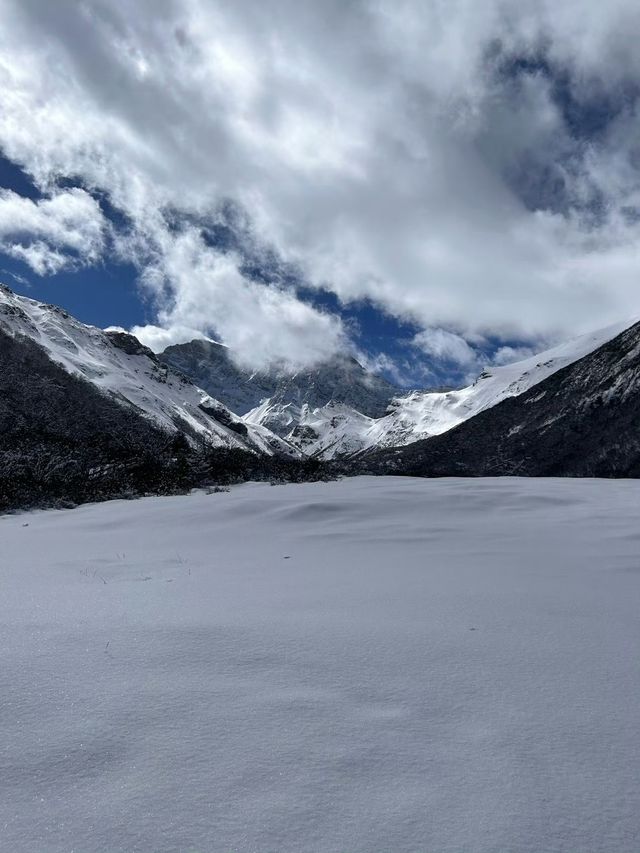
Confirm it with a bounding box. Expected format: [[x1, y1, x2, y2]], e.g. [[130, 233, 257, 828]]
[[162, 321, 635, 460], [240, 319, 636, 458], [2, 281, 640, 512], [360, 320, 640, 478]]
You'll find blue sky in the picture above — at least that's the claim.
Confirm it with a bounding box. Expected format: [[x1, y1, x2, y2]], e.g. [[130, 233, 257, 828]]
[[2, 1, 640, 388], [0, 154, 148, 328], [0, 152, 442, 386]]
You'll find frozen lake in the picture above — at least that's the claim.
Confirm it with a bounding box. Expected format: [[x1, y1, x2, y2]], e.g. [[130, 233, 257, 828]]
[[2, 476, 640, 852]]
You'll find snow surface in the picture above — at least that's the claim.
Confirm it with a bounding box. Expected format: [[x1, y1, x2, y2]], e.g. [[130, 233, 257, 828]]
[[2, 476, 640, 853]]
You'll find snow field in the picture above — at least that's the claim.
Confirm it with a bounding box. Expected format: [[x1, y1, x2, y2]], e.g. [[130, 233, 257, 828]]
[[1, 476, 640, 852]]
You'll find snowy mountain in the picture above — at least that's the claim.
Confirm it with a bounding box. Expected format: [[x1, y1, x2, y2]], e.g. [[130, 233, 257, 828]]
[[160, 339, 398, 417], [159, 339, 281, 416], [3, 280, 637, 493], [243, 320, 635, 458], [0, 284, 296, 457], [360, 319, 636, 447], [364, 319, 640, 478], [245, 398, 375, 460]]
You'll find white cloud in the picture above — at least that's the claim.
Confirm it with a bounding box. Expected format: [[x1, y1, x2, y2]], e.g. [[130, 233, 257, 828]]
[[129, 323, 203, 353], [492, 344, 540, 366], [133, 230, 345, 368], [5, 242, 69, 276], [0, 188, 106, 274], [412, 328, 478, 367], [1, 0, 640, 365], [355, 351, 416, 388]]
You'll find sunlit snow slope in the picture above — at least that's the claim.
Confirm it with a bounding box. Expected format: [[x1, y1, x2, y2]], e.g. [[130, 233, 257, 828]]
[[368, 319, 637, 448]]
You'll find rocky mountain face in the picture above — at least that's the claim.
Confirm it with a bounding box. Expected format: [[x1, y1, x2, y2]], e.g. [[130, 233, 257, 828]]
[[244, 399, 376, 460], [159, 339, 279, 416], [361, 321, 640, 478], [160, 339, 398, 417], [160, 338, 404, 459]]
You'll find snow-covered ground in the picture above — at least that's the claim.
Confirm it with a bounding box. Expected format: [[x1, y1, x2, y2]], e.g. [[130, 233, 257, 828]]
[[2, 476, 640, 853]]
